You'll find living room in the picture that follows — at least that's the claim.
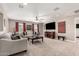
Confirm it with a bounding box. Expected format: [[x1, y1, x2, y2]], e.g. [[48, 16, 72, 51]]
[[0, 3, 79, 56]]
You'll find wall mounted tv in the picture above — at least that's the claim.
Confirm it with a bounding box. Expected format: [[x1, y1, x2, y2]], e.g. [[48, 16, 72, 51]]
[[76, 24, 79, 28], [46, 22, 55, 30]]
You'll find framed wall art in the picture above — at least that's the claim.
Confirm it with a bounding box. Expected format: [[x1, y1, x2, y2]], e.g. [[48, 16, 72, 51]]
[[58, 21, 66, 33], [27, 25, 31, 30]]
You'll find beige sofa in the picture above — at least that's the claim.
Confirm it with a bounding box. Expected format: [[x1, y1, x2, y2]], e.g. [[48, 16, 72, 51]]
[[0, 32, 28, 56]]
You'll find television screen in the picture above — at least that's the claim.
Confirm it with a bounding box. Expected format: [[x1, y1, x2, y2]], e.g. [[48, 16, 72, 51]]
[[46, 22, 55, 29], [76, 24, 79, 28]]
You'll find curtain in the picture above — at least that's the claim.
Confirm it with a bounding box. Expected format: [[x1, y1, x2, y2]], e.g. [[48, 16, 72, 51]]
[[32, 24, 34, 34], [16, 22, 18, 32], [37, 24, 39, 33], [23, 23, 26, 32]]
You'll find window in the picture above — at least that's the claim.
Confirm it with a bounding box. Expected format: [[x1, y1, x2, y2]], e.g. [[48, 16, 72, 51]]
[[19, 23, 23, 32]]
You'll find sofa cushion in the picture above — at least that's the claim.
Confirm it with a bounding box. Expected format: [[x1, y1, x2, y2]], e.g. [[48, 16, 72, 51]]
[[11, 34, 21, 40]]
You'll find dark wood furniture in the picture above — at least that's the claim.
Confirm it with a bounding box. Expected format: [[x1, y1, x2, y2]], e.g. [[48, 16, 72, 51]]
[[76, 36, 79, 38], [45, 32, 55, 39], [58, 36, 66, 41], [27, 36, 43, 44]]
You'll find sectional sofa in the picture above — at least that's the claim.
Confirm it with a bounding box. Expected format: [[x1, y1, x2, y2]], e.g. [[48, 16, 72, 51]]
[[0, 32, 28, 56]]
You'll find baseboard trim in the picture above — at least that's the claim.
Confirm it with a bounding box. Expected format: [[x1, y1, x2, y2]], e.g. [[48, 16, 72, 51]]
[[8, 50, 27, 56]]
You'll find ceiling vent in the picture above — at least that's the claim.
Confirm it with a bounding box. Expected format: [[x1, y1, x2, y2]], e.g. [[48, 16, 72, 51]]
[[54, 7, 59, 11], [19, 4, 24, 8], [74, 9, 79, 13]]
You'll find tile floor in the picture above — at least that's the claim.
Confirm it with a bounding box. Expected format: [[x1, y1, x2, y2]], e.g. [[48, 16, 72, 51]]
[[13, 38, 79, 56]]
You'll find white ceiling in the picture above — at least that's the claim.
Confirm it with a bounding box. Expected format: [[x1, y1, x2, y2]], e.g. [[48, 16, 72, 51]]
[[2, 3, 79, 23]]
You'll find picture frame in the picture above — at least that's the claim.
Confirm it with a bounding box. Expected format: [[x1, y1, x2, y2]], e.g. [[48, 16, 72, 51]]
[[27, 25, 31, 30], [58, 21, 66, 33]]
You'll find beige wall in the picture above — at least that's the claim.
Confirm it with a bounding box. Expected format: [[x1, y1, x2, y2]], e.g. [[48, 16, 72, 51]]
[[9, 20, 15, 32], [39, 23, 44, 36]]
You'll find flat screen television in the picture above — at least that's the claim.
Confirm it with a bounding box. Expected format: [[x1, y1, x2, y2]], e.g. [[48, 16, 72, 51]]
[[76, 24, 79, 28], [46, 22, 55, 29]]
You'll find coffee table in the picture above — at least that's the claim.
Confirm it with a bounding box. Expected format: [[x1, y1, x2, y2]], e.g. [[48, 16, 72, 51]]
[[27, 35, 43, 44]]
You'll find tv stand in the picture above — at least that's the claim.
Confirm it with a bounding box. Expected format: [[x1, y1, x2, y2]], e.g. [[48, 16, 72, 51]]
[[45, 31, 55, 39]]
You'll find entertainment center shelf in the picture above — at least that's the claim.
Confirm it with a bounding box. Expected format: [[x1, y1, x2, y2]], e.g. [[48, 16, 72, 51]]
[[45, 31, 55, 39], [45, 22, 56, 39]]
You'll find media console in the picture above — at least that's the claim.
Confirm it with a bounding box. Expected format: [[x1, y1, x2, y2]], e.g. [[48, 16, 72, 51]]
[[45, 31, 55, 39]]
